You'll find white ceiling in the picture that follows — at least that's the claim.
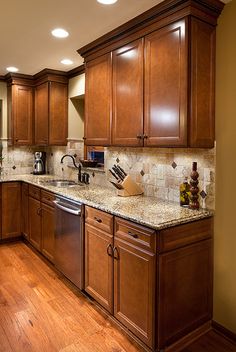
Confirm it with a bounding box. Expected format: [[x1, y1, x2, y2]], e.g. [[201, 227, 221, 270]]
[[0, 0, 164, 76]]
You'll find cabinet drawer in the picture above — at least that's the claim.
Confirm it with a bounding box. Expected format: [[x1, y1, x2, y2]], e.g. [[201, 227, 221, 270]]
[[114, 217, 156, 252], [41, 190, 55, 207], [85, 206, 113, 234], [28, 185, 41, 200]]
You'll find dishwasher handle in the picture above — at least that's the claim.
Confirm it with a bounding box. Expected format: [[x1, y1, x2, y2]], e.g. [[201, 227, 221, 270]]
[[53, 200, 81, 216]]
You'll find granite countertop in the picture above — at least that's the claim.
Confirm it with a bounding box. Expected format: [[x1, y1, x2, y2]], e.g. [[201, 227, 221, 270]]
[[0, 174, 213, 230]]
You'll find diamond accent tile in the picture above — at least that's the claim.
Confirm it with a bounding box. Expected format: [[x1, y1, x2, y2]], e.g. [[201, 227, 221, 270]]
[[140, 170, 145, 176], [200, 190, 207, 199], [92, 172, 95, 177], [171, 161, 177, 169], [12, 165, 16, 170], [116, 158, 120, 163]]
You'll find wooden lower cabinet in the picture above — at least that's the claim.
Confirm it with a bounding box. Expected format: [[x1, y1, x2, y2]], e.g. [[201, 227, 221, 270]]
[[21, 183, 29, 239], [41, 203, 55, 262], [28, 196, 42, 250], [1, 182, 21, 239], [85, 223, 113, 313], [114, 237, 156, 348]]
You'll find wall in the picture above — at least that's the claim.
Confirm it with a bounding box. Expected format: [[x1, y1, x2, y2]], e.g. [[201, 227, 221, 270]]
[[0, 81, 7, 139], [214, 0, 236, 332]]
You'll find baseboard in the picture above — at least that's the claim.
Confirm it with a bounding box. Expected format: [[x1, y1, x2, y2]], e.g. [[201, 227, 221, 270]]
[[212, 320, 236, 343]]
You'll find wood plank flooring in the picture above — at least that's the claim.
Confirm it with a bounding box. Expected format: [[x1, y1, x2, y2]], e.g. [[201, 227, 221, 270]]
[[0, 242, 236, 352]]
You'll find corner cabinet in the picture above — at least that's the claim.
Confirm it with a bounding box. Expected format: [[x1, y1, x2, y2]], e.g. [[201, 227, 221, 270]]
[[80, 0, 224, 148]]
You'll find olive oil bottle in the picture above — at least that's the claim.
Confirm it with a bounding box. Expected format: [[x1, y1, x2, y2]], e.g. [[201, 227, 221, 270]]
[[180, 177, 190, 207]]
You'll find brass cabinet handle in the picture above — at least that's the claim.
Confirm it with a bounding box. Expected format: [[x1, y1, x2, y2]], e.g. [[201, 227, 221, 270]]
[[128, 231, 138, 239], [143, 134, 148, 139], [113, 247, 119, 260], [106, 244, 113, 257], [136, 134, 142, 139], [94, 216, 102, 223]]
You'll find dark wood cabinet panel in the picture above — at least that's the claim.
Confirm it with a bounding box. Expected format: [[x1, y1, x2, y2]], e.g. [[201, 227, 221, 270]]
[[85, 54, 112, 146], [114, 237, 156, 348], [158, 239, 213, 350], [49, 82, 68, 145], [21, 183, 29, 239], [144, 20, 187, 147], [112, 39, 144, 146], [189, 18, 216, 148], [10, 85, 33, 145], [41, 203, 55, 263], [35, 82, 49, 145], [2, 182, 21, 239], [85, 223, 113, 313], [28, 196, 42, 251]]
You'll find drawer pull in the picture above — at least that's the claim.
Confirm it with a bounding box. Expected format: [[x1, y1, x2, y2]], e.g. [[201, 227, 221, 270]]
[[94, 216, 102, 223], [106, 244, 113, 257], [128, 231, 138, 239], [113, 247, 119, 260]]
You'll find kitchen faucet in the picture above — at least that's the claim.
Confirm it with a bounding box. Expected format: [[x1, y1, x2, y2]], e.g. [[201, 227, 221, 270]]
[[60, 154, 90, 184]]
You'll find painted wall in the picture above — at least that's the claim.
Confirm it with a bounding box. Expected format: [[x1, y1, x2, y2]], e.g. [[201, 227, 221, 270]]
[[0, 81, 7, 139], [68, 73, 85, 140], [214, 0, 236, 332]]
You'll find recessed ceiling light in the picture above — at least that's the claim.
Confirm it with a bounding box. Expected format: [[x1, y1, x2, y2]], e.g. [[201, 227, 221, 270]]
[[61, 59, 74, 65], [51, 28, 69, 38], [6, 66, 19, 72], [97, 0, 118, 4]]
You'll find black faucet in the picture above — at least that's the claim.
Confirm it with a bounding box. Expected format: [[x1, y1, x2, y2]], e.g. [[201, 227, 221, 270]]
[[60, 154, 89, 184]]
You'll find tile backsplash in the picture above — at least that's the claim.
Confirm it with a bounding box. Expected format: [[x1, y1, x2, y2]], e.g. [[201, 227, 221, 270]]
[[0, 139, 215, 209]]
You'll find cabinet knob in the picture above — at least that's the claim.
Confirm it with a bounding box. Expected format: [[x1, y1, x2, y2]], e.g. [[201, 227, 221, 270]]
[[143, 134, 148, 139], [83, 137, 86, 140], [15, 139, 19, 142], [136, 134, 142, 139], [128, 231, 138, 239], [106, 244, 113, 257], [94, 216, 102, 223], [113, 247, 119, 260]]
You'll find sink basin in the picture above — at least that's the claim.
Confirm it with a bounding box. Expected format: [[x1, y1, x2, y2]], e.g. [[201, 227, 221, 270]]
[[41, 179, 83, 188]]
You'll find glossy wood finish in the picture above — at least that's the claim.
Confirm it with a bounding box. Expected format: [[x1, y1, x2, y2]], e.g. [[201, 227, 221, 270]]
[[21, 182, 29, 239], [1, 182, 21, 239], [41, 189, 55, 207], [85, 223, 113, 313], [85, 53, 112, 146], [144, 20, 187, 146], [9, 84, 33, 145], [85, 206, 113, 234], [114, 236, 156, 348], [49, 81, 68, 146], [189, 18, 216, 148], [34, 82, 49, 145], [0, 242, 142, 352], [28, 196, 41, 251], [158, 239, 213, 350], [41, 203, 55, 263], [28, 184, 41, 200], [112, 39, 144, 146]]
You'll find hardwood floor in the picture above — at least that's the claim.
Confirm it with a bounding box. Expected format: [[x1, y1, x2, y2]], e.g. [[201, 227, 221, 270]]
[[0, 242, 236, 352]]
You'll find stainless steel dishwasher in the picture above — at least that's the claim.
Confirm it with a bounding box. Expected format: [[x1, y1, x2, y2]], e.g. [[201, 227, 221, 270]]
[[54, 196, 84, 289]]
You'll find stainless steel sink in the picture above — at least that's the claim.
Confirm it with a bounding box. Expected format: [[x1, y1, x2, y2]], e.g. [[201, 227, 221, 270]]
[[41, 179, 83, 188]]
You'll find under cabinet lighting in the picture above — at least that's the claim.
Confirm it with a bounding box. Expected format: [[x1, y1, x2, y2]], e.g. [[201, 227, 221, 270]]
[[61, 59, 73, 65], [6, 66, 19, 72], [51, 28, 69, 38], [97, 0, 118, 4]]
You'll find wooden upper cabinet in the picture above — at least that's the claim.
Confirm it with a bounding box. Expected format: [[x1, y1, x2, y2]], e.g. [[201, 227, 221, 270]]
[[112, 39, 144, 146], [8, 84, 33, 145], [189, 18, 216, 148], [35, 82, 49, 146], [85, 53, 112, 146], [2, 182, 21, 239], [144, 20, 187, 147], [49, 81, 68, 145]]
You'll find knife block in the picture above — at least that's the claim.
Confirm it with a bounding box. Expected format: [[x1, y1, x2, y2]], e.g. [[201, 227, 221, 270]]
[[117, 175, 143, 197]]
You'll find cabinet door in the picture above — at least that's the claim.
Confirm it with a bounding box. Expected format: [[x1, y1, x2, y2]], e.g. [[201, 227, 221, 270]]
[[112, 39, 144, 146], [85, 223, 113, 313], [35, 82, 49, 145], [12, 85, 33, 145], [158, 239, 213, 350], [189, 18, 215, 148], [2, 182, 21, 239], [85, 54, 112, 146], [49, 82, 68, 145], [144, 20, 187, 147], [114, 238, 156, 348], [28, 196, 41, 250], [41, 203, 55, 263], [21, 183, 29, 239]]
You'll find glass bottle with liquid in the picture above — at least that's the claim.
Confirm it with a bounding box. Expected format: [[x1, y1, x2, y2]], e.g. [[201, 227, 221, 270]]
[[180, 177, 191, 207]]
